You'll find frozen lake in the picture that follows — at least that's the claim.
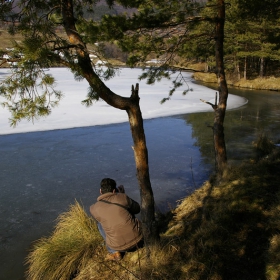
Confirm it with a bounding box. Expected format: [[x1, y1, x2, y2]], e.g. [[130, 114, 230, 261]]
[[0, 67, 247, 134], [0, 68, 250, 279]]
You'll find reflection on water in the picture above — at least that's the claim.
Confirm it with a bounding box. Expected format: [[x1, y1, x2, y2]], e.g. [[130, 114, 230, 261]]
[[182, 85, 280, 166], [1, 86, 280, 280]]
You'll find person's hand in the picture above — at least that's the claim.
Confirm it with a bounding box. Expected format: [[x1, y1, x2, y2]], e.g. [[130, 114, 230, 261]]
[[117, 185, 125, 193]]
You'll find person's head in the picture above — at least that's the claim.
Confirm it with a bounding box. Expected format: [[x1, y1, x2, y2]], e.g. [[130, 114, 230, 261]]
[[100, 178, 117, 194]]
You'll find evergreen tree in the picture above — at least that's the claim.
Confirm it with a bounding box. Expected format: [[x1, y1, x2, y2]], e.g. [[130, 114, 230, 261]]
[[223, 0, 280, 79], [0, 0, 159, 244]]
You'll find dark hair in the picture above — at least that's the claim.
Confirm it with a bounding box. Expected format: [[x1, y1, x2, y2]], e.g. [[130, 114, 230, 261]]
[[100, 178, 117, 194]]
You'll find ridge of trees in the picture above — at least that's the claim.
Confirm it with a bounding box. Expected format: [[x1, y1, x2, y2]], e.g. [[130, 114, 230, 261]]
[[87, 0, 280, 81], [1, 1, 279, 80]]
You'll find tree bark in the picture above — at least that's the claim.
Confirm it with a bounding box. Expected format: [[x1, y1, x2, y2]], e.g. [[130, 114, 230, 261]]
[[236, 57, 241, 81], [214, 0, 228, 179], [260, 57, 264, 78], [61, 0, 158, 242], [244, 56, 247, 80], [127, 84, 158, 245]]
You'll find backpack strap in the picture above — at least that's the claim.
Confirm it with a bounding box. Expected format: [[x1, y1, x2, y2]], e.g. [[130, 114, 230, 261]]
[[99, 199, 128, 211]]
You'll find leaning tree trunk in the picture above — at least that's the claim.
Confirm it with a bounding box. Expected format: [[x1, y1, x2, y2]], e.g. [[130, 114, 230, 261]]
[[61, 0, 159, 243], [214, 0, 228, 179]]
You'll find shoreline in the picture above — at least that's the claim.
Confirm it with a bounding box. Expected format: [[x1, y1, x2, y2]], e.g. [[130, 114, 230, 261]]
[[192, 72, 280, 92], [2, 64, 279, 91]]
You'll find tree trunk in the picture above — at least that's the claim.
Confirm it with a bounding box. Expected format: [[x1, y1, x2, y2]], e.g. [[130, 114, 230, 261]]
[[127, 84, 158, 245], [260, 57, 264, 78], [236, 59, 241, 81], [61, 0, 159, 243], [214, 0, 228, 179], [244, 56, 247, 80]]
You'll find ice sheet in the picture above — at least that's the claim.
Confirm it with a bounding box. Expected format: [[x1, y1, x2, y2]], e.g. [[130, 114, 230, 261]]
[[0, 67, 247, 134]]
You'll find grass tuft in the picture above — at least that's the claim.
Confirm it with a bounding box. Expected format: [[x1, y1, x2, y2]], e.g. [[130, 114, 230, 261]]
[[26, 201, 103, 280]]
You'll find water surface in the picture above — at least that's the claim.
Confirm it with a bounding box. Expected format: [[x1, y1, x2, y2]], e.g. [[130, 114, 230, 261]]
[[1, 86, 280, 280]]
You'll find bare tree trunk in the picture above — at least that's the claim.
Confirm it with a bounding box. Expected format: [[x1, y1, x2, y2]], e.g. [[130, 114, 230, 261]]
[[260, 57, 264, 78], [214, 0, 228, 179], [236, 59, 241, 81], [61, 0, 159, 243], [244, 57, 247, 80], [127, 85, 158, 245]]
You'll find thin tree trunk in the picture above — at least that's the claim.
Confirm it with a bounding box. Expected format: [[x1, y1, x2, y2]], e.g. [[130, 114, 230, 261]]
[[244, 56, 247, 80], [236, 59, 241, 81], [214, 0, 228, 179], [260, 57, 264, 78], [127, 84, 158, 245], [61, 0, 159, 243]]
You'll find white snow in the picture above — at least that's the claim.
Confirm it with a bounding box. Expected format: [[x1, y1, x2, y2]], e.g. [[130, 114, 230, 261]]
[[0, 67, 247, 135]]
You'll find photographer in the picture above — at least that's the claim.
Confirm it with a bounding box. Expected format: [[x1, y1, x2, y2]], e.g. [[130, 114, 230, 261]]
[[90, 178, 143, 261]]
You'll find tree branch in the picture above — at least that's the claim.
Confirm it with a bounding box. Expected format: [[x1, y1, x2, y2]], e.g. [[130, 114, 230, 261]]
[[200, 92, 218, 110]]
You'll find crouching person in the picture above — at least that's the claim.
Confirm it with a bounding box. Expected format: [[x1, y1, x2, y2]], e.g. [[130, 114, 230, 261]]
[[90, 178, 143, 261]]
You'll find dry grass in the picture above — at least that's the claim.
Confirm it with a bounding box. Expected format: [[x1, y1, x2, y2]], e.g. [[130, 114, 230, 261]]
[[193, 71, 218, 83], [231, 77, 280, 91], [0, 29, 23, 49], [158, 149, 280, 280], [192, 71, 280, 91], [25, 126, 280, 280], [26, 201, 103, 280]]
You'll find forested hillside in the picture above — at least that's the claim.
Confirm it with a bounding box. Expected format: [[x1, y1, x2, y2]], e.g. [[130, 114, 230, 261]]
[[1, 0, 279, 81], [92, 0, 280, 81], [85, 0, 136, 20]]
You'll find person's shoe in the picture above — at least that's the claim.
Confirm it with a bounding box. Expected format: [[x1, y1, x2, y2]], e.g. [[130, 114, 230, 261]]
[[105, 251, 122, 261]]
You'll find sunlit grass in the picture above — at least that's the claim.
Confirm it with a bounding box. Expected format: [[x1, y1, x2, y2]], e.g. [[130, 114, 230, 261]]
[[26, 201, 103, 280], [193, 71, 280, 90]]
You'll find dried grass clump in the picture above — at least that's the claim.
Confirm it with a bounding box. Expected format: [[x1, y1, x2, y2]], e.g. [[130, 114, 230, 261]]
[[26, 201, 102, 280], [253, 132, 275, 157]]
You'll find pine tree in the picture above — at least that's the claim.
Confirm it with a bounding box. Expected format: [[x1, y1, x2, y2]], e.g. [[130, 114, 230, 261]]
[[223, 0, 280, 79], [0, 0, 159, 244]]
